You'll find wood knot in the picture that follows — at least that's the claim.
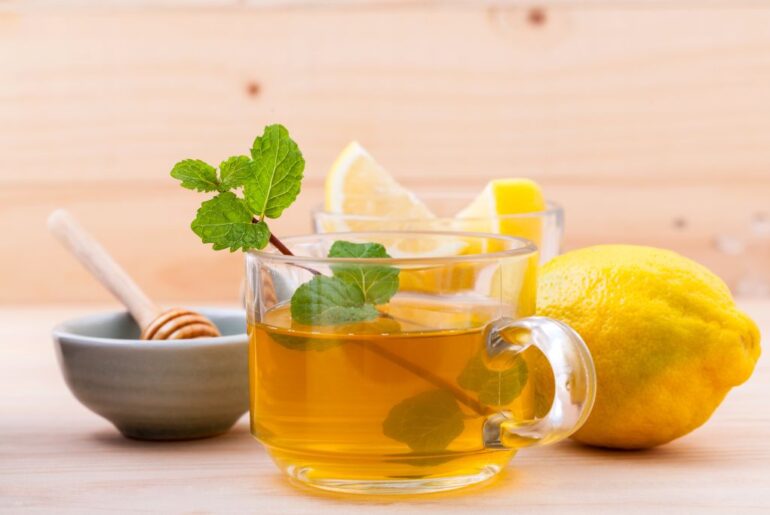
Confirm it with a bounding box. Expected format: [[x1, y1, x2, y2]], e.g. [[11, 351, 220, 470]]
[[245, 81, 261, 98], [527, 7, 547, 27], [672, 217, 688, 230]]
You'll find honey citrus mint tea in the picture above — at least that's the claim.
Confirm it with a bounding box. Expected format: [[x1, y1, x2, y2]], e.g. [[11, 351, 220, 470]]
[[251, 297, 527, 482], [172, 125, 595, 494], [244, 232, 596, 494]]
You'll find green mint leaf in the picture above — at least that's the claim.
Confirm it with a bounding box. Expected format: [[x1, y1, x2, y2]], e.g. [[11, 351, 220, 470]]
[[382, 389, 465, 453], [329, 241, 389, 259], [219, 155, 253, 191], [171, 159, 220, 192], [457, 352, 528, 407], [290, 275, 378, 326], [269, 333, 343, 352], [329, 241, 399, 305], [191, 192, 270, 251], [288, 240, 400, 326], [245, 124, 305, 219]]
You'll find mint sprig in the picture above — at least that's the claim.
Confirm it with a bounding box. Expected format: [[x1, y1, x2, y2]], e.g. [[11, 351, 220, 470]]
[[171, 124, 305, 252], [290, 241, 399, 326], [172, 128, 398, 320]]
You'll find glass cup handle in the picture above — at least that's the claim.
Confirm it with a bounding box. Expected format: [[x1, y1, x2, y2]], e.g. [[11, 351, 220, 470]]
[[482, 316, 597, 449]]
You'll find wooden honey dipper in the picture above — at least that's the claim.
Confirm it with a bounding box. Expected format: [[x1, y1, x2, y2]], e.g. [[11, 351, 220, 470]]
[[48, 210, 221, 340]]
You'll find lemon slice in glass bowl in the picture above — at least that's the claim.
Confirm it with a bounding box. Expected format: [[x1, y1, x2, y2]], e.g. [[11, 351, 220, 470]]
[[324, 141, 435, 227], [324, 142, 465, 258]]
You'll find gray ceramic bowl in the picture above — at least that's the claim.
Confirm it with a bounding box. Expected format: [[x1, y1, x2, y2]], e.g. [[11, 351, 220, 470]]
[[53, 308, 249, 441]]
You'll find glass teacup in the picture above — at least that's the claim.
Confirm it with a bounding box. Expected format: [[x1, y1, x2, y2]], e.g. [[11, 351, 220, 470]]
[[244, 231, 594, 495]]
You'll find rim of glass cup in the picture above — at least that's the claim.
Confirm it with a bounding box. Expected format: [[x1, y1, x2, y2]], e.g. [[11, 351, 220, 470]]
[[311, 198, 563, 223], [249, 230, 537, 266]]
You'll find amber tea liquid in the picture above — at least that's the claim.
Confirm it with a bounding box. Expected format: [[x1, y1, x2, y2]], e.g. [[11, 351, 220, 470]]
[[248, 295, 552, 489]]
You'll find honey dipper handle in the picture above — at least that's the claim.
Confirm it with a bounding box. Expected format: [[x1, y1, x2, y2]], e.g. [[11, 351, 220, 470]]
[[47, 209, 160, 329]]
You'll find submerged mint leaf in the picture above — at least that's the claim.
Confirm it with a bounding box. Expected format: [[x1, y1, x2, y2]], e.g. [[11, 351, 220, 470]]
[[329, 241, 399, 305], [245, 124, 305, 220], [458, 352, 528, 407], [171, 159, 220, 192], [478, 360, 527, 406], [456, 354, 487, 392], [382, 389, 465, 453], [290, 275, 378, 326], [270, 333, 344, 352], [219, 155, 253, 191], [191, 192, 270, 251]]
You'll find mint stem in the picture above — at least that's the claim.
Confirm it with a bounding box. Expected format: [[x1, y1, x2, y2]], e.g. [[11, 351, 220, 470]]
[[358, 341, 493, 417], [269, 232, 298, 260], [253, 218, 320, 276]]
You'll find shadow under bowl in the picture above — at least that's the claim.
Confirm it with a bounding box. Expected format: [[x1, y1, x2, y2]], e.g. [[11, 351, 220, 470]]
[[53, 308, 249, 441]]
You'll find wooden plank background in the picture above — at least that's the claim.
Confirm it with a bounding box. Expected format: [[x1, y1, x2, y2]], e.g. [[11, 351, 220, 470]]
[[2, 2, 770, 304]]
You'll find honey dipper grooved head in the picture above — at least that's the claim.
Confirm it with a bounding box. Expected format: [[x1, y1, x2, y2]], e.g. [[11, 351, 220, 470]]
[[141, 308, 221, 340]]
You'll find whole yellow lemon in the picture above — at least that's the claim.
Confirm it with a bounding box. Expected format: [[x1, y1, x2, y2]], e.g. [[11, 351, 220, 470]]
[[536, 245, 760, 449]]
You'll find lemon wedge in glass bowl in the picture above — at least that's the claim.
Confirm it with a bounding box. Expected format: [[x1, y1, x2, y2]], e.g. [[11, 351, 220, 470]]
[[323, 141, 465, 258], [454, 178, 546, 253]]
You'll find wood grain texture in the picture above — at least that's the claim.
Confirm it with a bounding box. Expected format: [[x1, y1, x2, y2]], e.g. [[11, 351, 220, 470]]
[[2, 5, 770, 303], [0, 301, 768, 513]]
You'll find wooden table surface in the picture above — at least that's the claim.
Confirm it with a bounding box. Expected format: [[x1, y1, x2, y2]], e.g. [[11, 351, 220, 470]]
[[1, 302, 768, 514]]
